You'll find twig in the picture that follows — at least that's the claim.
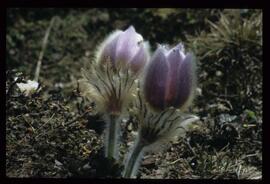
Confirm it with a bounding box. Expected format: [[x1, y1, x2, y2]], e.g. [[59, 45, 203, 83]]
[[240, 153, 259, 160], [34, 17, 56, 82], [54, 111, 89, 129], [168, 158, 182, 165], [184, 138, 198, 158], [34, 111, 88, 140], [35, 113, 55, 132]]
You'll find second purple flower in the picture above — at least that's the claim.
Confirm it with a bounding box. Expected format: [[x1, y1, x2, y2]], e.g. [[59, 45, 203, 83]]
[[143, 44, 196, 110]]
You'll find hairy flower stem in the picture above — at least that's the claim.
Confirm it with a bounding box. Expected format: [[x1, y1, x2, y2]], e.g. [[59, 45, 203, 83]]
[[105, 114, 120, 159], [123, 138, 145, 178]]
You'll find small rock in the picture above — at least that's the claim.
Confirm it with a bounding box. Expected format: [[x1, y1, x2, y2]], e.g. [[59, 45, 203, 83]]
[[142, 156, 156, 168], [54, 159, 63, 166], [83, 163, 91, 170]]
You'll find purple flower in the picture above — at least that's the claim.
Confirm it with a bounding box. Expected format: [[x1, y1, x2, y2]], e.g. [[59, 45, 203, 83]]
[[97, 26, 149, 73], [143, 43, 196, 110]]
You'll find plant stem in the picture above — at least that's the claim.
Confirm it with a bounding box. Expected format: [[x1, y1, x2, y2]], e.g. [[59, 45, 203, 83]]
[[34, 16, 56, 82], [123, 139, 145, 178], [105, 114, 119, 159]]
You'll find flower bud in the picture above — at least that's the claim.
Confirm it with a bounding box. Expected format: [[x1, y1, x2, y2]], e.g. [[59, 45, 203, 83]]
[[143, 43, 196, 110], [96, 26, 149, 73], [81, 26, 149, 160]]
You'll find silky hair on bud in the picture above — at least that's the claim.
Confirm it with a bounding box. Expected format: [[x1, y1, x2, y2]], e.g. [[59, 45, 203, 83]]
[[78, 78, 106, 113]]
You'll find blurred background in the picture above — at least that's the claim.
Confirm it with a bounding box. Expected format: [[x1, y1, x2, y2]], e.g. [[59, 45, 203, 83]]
[[6, 9, 262, 178]]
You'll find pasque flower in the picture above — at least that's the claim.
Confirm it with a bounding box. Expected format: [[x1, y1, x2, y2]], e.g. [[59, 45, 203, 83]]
[[123, 43, 198, 178], [143, 43, 196, 110], [80, 26, 150, 160], [81, 25, 150, 115], [96, 25, 149, 73]]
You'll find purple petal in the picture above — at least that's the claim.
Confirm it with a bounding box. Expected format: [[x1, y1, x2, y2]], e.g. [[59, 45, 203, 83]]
[[115, 26, 143, 64], [164, 46, 185, 106], [144, 47, 169, 110], [99, 31, 123, 66], [128, 42, 148, 73], [173, 53, 195, 108]]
